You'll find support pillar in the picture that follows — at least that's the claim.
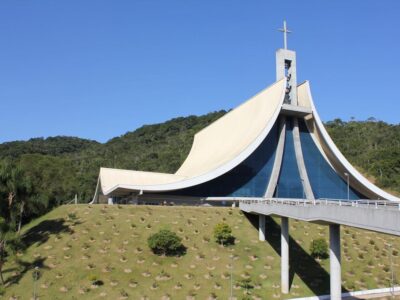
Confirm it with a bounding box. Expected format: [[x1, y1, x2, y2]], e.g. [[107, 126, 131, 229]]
[[258, 215, 266, 241], [329, 224, 341, 300], [281, 217, 289, 294]]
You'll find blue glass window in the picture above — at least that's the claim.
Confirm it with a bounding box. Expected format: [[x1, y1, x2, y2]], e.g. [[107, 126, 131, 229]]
[[298, 119, 363, 200], [275, 118, 304, 198]]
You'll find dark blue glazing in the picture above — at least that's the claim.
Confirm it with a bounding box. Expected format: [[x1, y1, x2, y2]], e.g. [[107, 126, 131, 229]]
[[298, 119, 363, 200], [274, 118, 304, 198]]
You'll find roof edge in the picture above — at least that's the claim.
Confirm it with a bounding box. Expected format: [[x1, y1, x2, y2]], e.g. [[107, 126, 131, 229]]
[[104, 79, 286, 195], [304, 81, 400, 202]]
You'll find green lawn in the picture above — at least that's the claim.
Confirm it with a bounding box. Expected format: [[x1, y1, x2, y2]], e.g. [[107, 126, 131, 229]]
[[2, 204, 399, 299]]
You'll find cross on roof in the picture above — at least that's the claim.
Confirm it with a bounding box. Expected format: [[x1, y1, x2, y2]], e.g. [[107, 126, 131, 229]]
[[278, 20, 292, 50]]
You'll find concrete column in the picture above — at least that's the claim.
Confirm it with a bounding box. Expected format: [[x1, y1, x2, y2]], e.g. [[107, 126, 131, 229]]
[[281, 217, 289, 294], [258, 215, 266, 241], [329, 224, 342, 300]]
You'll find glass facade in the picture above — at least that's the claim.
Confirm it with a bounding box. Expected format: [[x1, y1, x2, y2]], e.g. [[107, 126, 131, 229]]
[[298, 119, 363, 200], [161, 116, 365, 200], [169, 121, 279, 197], [274, 118, 304, 198]]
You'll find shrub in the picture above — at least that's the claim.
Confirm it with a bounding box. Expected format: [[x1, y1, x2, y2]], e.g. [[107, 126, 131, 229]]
[[213, 223, 235, 246], [67, 212, 77, 220], [147, 229, 186, 256], [88, 274, 103, 286], [120, 289, 128, 297], [383, 266, 390, 272], [238, 278, 254, 294], [310, 238, 328, 259]]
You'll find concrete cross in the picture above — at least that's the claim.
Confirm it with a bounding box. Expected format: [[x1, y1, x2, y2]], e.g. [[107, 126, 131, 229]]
[[278, 20, 292, 50]]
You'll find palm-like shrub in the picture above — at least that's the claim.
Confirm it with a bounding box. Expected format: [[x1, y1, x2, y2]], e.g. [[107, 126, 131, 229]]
[[147, 229, 186, 256]]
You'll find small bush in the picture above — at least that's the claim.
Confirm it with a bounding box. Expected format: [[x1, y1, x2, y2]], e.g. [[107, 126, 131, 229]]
[[213, 223, 235, 246], [238, 278, 254, 294], [383, 265, 390, 272], [147, 229, 186, 256], [88, 274, 103, 286], [120, 289, 128, 297], [310, 238, 328, 259], [67, 212, 77, 220]]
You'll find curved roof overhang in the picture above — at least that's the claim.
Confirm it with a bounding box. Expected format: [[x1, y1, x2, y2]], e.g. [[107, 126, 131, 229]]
[[298, 81, 400, 202], [100, 78, 286, 196]]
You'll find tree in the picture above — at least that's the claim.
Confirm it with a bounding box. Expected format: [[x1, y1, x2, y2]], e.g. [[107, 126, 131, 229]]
[[213, 223, 235, 246], [147, 229, 185, 256], [0, 161, 32, 233], [310, 238, 329, 259], [0, 217, 20, 285]]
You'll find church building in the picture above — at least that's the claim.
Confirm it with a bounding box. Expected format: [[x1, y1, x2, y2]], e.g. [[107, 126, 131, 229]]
[[92, 22, 399, 205]]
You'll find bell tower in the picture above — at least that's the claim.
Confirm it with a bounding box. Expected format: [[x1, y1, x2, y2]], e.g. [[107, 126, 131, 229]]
[[276, 21, 297, 106]]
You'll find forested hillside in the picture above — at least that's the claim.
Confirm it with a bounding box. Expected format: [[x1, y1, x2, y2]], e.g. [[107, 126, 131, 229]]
[[326, 118, 400, 193], [0, 112, 399, 227], [0, 111, 226, 226]]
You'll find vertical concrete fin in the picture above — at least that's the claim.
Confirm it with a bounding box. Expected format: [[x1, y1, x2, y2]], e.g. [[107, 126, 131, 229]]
[[292, 118, 315, 199], [265, 117, 286, 198]]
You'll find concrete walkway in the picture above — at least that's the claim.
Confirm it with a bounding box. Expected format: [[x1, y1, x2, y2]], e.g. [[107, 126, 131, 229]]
[[239, 198, 400, 236]]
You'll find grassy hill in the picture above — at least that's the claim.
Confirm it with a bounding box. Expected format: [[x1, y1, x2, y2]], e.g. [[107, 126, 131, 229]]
[[3, 205, 399, 299]]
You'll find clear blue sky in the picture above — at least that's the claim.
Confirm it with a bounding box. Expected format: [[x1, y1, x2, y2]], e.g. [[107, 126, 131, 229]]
[[1, 1, 399, 143]]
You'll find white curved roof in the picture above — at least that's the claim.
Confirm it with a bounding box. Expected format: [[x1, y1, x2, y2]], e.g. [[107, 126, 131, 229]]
[[99, 168, 186, 195], [297, 81, 400, 202], [99, 78, 286, 195]]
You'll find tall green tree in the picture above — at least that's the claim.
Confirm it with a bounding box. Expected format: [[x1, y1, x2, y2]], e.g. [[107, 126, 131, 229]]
[[0, 160, 32, 233], [0, 217, 20, 285]]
